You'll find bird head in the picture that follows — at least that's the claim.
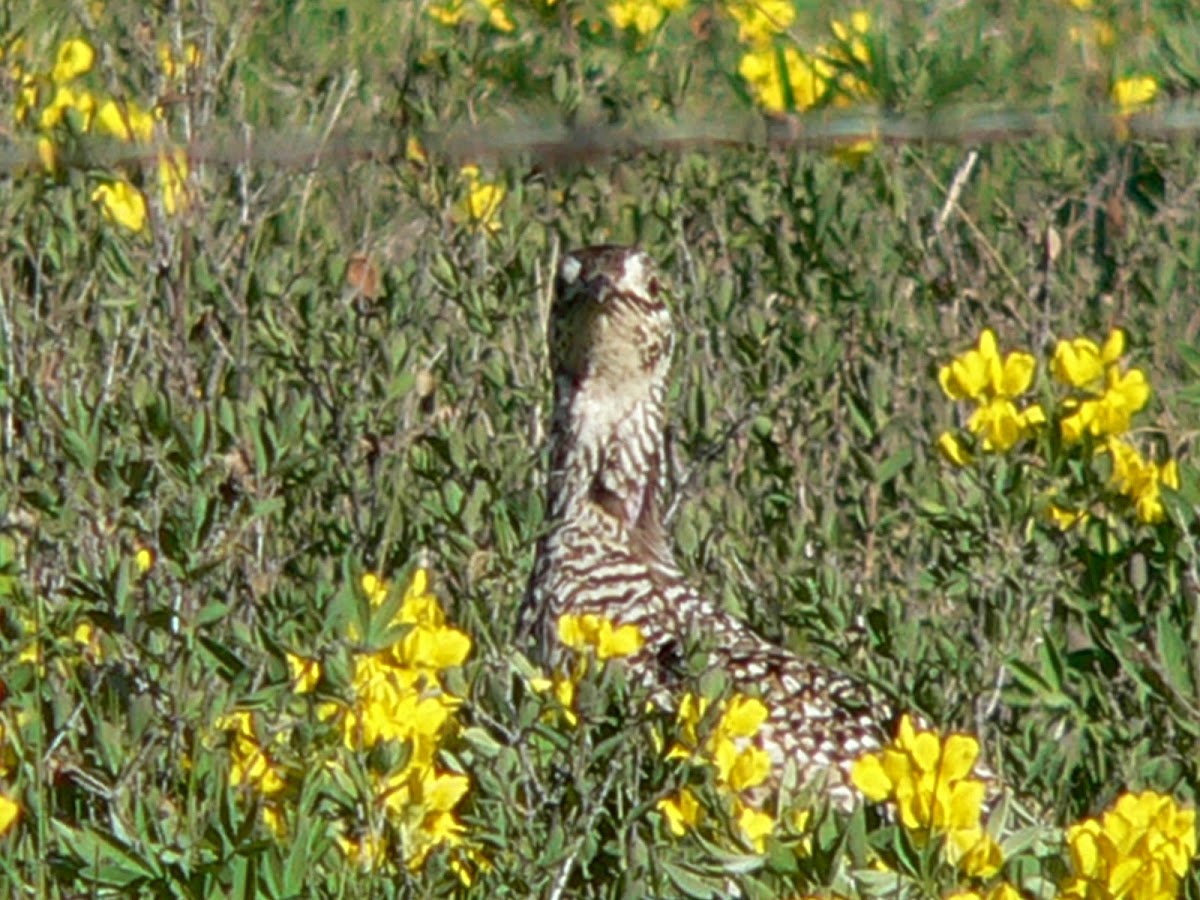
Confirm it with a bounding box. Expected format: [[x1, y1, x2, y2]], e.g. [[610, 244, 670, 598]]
[[549, 245, 674, 401]]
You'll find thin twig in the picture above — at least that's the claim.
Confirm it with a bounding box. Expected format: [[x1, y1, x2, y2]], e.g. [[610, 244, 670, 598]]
[[933, 149, 979, 235], [293, 70, 359, 250]]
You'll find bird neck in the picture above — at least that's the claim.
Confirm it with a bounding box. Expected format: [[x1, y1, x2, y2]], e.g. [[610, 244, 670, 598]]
[[546, 376, 667, 535]]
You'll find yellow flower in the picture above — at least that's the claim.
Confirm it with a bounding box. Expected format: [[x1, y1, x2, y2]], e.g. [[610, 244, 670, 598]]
[[18, 639, 44, 674], [967, 399, 1024, 452], [399, 568, 443, 624], [608, 0, 684, 34], [852, 716, 995, 874], [531, 670, 579, 725], [73, 621, 105, 661], [17, 75, 41, 126], [381, 764, 472, 872], [1047, 504, 1087, 531], [665, 691, 779, 850], [726, 0, 795, 46], [1112, 75, 1158, 113], [1100, 366, 1151, 429], [1053, 330, 1136, 440], [939, 329, 1040, 452], [1105, 439, 1179, 524], [657, 787, 702, 836], [0, 723, 15, 779], [37, 136, 58, 173], [1053, 338, 1105, 388], [286, 653, 321, 693], [456, 165, 506, 233], [830, 11, 872, 67], [448, 845, 490, 887], [380, 764, 470, 821], [947, 888, 1022, 900], [939, 329, 991, 399], [158, 41, 202, 80], [1060, 790, 1196, 900], [338, 652, 455, 749], [398, 620, 472, 670], [937, 431, 973, 466], [713, 740, 771, 791], [666, 691, 710, 759], [738, 46, 831, 114], [939, 329, 1035, 402], [333, 566, 468, 746], [52, 39, 95, 83], [734, 799, 775, 852], [94, 99, 155, 142], [1060, 364, 1150, 443], [669, 692, 770, 765], [262, 803, 287, 838], [0, 794, 18, 836], [946, 825, 1003, 878], [361, 571, 390, 605], [428, 0, 465, 25], [92, 180, 148, 233], [158, 148, 189, 216], [135, 545, 155, 573], [558, 612, 645, 660], [552, 676, 577, 724], [719, 695, 769, 738], [480, 0, 515, 31], [38, 85, 97, 131], [218, 712, 286, 796], [1052, 329, 1125, 388]]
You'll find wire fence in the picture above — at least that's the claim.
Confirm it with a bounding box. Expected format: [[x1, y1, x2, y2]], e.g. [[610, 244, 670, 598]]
[[2, 100, 1198, 173]]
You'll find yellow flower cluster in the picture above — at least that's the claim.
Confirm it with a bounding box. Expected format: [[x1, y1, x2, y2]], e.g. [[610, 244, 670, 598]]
[[316, 569, 475, 877], [533, 612, 645, 726], [937, 326, 1181, 527], [851, 715, 1001, 877], [1104, 438, 1179, 526], [558, 611, 646, 660], [0, 720, 18, 838], [1052, 330, 1149, 443], [938, 328, 1044, 458], [945, 887, 1022, 900], [661, 693, 778, 852], [1109, 72, 1157, 139], [1059, 790, 1196, 900], [607, 0, 687, 35], [427, 0, 518, 33], [736, 7, 875, 158], [1112, 75, 1158, 113], [726, 0, 795, 45], [217, 568, 477, 881], [739, 46, 832, 117], [213, 707, 290, 837], [455, 164, 506, 234], [0, 789, 15, 837], [6, 35, 192, 233], [216, 710, 287, 798], [1049, 329, 1178, 525]]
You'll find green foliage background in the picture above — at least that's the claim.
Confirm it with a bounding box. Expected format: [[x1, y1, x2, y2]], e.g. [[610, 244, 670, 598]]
[[1, 0, 1198, 896]]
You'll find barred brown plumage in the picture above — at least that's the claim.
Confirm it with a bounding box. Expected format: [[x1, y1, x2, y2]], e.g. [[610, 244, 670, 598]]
[[518, 244, 891, 808]]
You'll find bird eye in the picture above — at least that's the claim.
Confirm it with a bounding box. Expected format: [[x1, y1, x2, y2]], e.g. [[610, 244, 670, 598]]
[[647, 277, 661, 298], [559, 256, 583, 284]]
